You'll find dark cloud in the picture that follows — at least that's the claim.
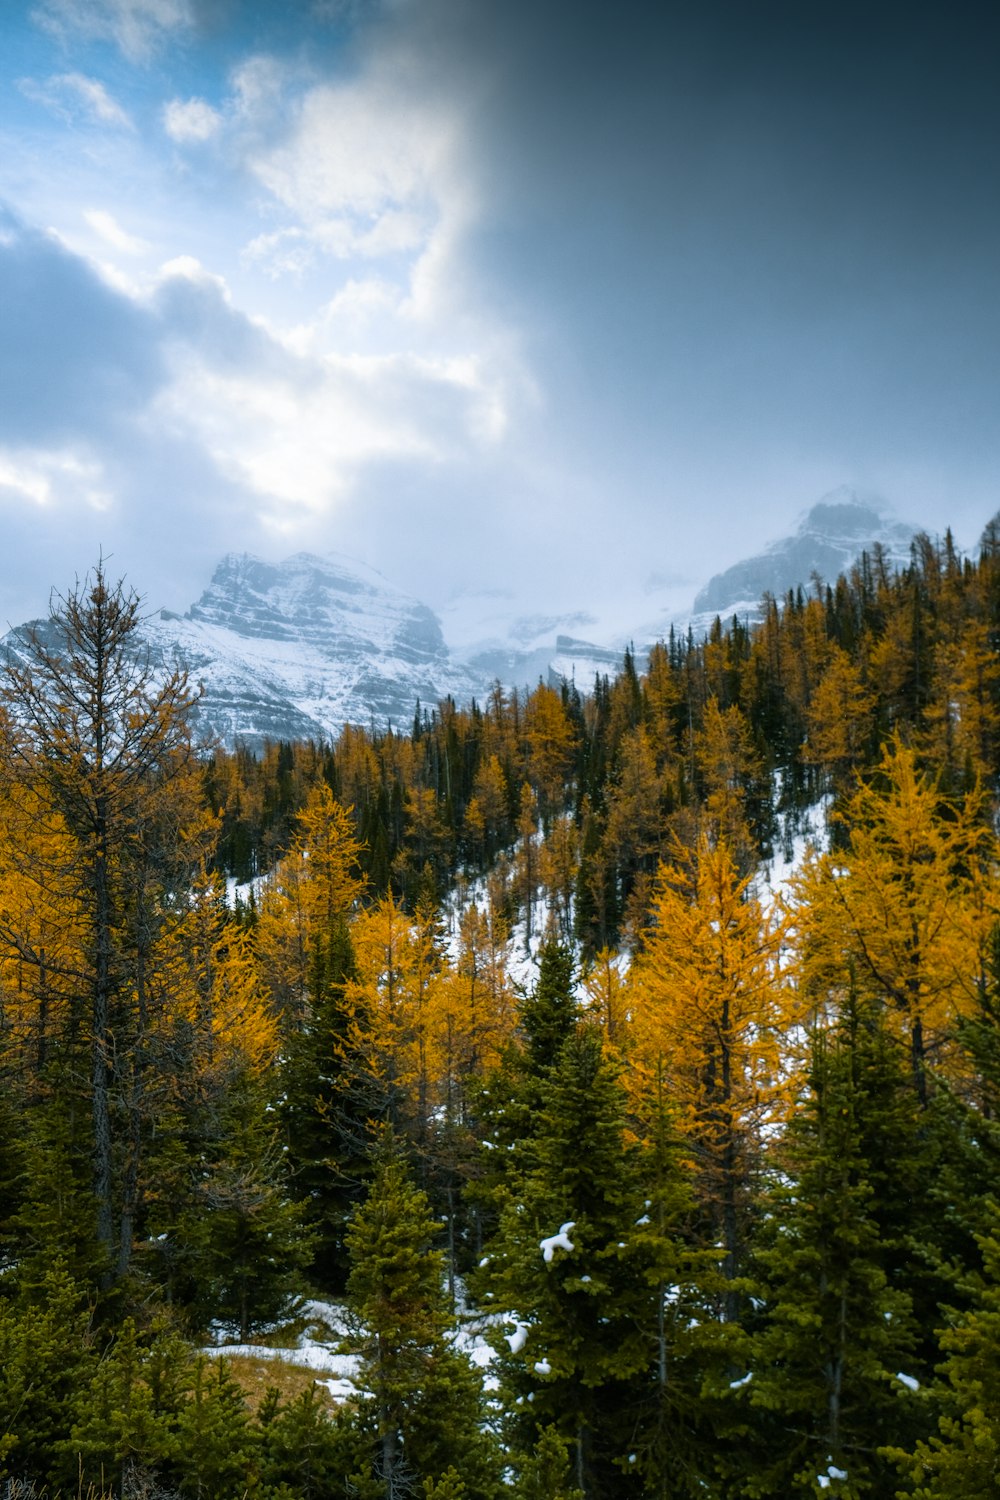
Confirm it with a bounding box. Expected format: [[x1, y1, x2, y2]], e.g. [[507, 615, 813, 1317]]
[[4, 0, 1000, 633], [377, 0, 1000, 547], [0, 207, 164, 446], [153, 268, 306, 381]]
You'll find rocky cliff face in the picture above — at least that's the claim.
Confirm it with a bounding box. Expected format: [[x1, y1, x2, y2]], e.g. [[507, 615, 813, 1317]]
[[159, 551, 484, 748], [3, 552, 483, 751]]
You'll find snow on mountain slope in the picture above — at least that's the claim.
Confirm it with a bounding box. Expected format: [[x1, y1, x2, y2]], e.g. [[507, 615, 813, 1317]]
[[648, 488, 917, 644], [0, 491, 930, 748], [155, 551, 486, 747], [2, 551, 485, 751]]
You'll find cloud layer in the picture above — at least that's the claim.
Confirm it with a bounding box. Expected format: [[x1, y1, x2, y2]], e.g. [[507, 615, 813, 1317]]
[[0, 0, 998, 634]]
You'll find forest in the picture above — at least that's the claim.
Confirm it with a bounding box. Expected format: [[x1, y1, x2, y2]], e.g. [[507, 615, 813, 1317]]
[[3, 521, 1000, 1498]]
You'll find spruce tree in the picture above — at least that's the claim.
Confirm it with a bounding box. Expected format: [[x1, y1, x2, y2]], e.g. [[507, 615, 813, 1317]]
[[170, 1356, 260, 1500], [0, 1263, 97, 1491], [343, 1133, 499, 1499], [521, 938, 577, 1077], [68, 1316, 181, 1492], [746, 1001, 923, 1496], [167, 1068, 312, 1339], [482, 1029, 657, 1498], [279, 914, 367, 1290], [891, 1204, 1000, 1499]]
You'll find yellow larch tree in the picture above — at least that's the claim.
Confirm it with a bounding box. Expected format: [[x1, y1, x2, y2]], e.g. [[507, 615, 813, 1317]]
[[793, 736, 993, 1102], [155, 870, 278, 1083], [523, 682, 576, 825], [255, 782, 365, 1019], [803, 646, 876, 792], [432, 898, 516, 1105], [538, 814, 579, 942], [0, 783, 85, 1087], [693, 699, 765, 876], [923, 618, 1000, 786], [343, 891, 432, 1135], [627, 834, 796, 1309], [581, 946, 629, 1052]]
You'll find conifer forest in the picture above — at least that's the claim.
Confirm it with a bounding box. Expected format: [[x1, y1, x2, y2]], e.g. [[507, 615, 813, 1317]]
[[7, 524, 1000, 1499]]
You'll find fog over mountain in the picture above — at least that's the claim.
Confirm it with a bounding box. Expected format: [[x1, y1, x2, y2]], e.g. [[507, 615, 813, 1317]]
[[2, 488, 937, 748], [0, 2, 999, 631]]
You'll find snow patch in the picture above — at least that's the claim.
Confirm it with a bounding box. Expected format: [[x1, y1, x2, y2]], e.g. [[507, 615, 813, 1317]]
[[540, 1222, 576, 1262], [505, 1320, 529, 1354]]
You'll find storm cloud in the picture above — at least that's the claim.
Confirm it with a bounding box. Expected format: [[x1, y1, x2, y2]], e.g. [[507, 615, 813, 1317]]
[[0, 0, 998, 633]]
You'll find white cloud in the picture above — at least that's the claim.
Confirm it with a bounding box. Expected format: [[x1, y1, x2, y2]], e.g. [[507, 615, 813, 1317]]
[[31, 0, 195, 63], [156, 347, 496, 517], [163, 97, 223, 144], [228, 55, 293, 126], [248, 67, 463, 275], [20, 72, 134, 130], [83, 209, 150, 256], [0, 447, 112, 512]]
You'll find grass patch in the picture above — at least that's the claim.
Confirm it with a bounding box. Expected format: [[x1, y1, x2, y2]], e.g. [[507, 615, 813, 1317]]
[[219, 1352, 340, 1415]]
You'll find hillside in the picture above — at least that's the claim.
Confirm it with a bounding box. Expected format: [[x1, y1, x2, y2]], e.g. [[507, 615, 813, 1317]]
[[2, 521, 1000, 1496]]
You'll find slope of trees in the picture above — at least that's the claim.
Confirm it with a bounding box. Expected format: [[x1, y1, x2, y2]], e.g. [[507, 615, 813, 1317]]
[[6, 523, 1000, 1494]]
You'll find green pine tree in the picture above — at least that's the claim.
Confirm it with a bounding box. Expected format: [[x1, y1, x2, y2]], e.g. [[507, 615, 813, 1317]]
[[745, 1002, 923, 1497], [171, 1356, 259, 1500], [0, 1263, 98, 1491], [68, 1316, 184, 1491], [481, 1029, 656, 1498], [890, 1203, 1000, 1499], [513, 1425, 584, 1500], [521, 938, 578, 1076], [280, 915, 368, 1291], [629, 1075, 743, 1499], [258, 1382, 363, 1497], [168, 1069, 313, 1339], [343, 1132, 499, 1499]]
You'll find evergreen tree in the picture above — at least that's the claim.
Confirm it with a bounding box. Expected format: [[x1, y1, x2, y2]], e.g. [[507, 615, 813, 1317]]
[[628, 1077, 741, 1499], [891, 1204, 1000, 1499], [168, 1069, 312, 1339], [279, 914, 366, 1290], [521, 938, 577, 1076], [170, 1356, 260, 1500], [746, 1000, 923, 1497], [482, 1029, 657, 1498], [0, 1264, 97, 1491], [258, 1383, 362, 1498], [343, 1133, 499, 1499], [0, 562, 206, 1293], [69, 1317, 184, 1493]]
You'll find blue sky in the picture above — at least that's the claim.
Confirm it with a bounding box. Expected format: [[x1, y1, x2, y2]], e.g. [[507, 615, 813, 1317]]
[[1, 0, 999, 634]]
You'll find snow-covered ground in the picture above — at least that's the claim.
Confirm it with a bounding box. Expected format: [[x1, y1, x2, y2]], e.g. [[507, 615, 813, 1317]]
[[204, 1299, 362, 1401], [204, 1296, 501, 1405]]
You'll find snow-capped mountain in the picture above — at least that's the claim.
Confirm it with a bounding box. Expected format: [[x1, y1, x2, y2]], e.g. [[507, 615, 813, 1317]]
[[642, 488, 919, 646], [437, 588, 624, 694], [0, 492, 928, 749], [3, 552, 484, 750]]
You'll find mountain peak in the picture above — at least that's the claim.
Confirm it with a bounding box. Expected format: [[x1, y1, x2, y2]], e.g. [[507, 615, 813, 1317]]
[[692, 489, 916, 619]]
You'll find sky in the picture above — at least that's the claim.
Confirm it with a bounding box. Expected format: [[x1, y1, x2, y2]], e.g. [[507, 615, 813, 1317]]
[[1, 0, 999, 638]]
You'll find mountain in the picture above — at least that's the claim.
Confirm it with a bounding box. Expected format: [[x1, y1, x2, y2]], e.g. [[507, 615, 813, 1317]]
[[437, 588, 625, 694], [643, 488, 918, 645], [0, 492, 928, 749], [3, 552, 483, 751]]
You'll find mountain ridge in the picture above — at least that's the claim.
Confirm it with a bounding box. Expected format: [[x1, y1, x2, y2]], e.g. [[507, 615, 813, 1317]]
[[0, 492, 932, 748]]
